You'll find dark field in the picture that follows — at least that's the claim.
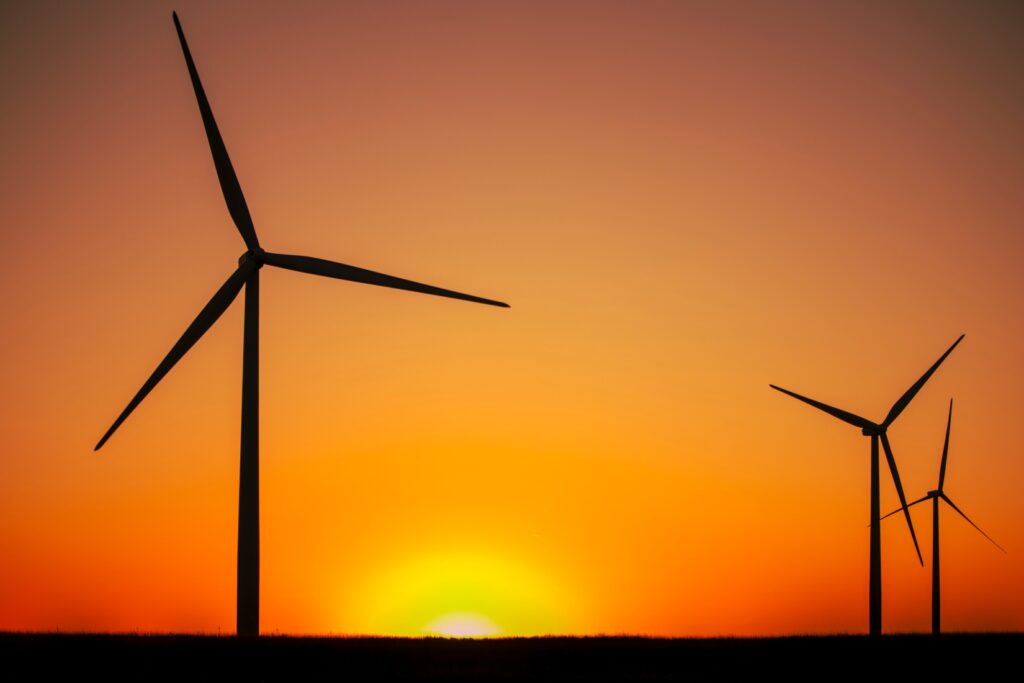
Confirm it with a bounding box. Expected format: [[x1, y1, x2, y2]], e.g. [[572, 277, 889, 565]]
[[2, 632, 1019, 680]]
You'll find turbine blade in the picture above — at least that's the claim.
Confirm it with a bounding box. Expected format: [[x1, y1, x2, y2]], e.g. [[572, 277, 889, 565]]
[[173, 12, 261, 251], [938, 399, 952, 490], [262, 252, 510, 308], [875, 495, 930, 525], [768, 385, 876, 431], [883, 335, 965, 428], [95, 262, 255, 450], [941, 494, 1006, 553], [880, 432, 924, 565]]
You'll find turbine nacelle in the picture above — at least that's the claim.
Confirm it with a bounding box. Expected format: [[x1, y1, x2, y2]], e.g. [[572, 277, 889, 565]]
[[927, 489, 942, 498], [861, 425, 885, 437]]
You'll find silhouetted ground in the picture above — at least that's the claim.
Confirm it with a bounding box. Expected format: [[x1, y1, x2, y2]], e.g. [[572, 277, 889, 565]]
[[2, 633, 1018, 680]]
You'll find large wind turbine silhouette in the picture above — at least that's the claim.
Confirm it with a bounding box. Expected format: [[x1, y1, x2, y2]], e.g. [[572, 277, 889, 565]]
[[880, 398, 1005, 635], [770, 334, 964, 636], [95, 13, 509, 637]]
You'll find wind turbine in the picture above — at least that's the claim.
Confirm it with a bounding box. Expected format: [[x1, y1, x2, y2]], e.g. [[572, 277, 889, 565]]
[[769, 334, 964, 636], [95, 13, 509, 637], [880, 399, 1005, 635]]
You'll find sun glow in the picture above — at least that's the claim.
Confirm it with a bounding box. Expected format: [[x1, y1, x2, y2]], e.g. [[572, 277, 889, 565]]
[[348, 548, 571, 636], [424, 612, 502, 637]]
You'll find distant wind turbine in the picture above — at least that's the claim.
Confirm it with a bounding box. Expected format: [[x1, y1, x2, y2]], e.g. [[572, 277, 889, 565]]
[[880, 398, 1005, 635], [770, 334, 964, 636], [95, 13, 509, 637]]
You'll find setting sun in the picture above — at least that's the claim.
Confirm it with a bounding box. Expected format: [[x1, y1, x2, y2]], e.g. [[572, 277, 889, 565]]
[[424, 612, 502, 638]]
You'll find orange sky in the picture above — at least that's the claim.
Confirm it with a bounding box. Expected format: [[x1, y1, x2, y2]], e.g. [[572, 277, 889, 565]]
[[1, 0, 1023, 636]]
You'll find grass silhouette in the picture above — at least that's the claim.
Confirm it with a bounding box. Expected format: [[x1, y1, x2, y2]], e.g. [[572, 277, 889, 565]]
[[3, 632, 1019, 680]]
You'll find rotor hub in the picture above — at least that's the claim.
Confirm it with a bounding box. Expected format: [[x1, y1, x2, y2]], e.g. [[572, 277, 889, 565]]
[[239, 248, 266, 267]]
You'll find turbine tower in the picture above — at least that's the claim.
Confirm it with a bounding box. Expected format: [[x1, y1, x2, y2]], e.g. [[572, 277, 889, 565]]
[[95, 13, 509, 637], [770, 334, 963, 635], [880, 399, 1005, 635]]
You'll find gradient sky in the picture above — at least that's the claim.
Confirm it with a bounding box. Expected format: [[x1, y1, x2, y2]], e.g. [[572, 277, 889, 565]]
[[2, 0, 1023, 636]]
